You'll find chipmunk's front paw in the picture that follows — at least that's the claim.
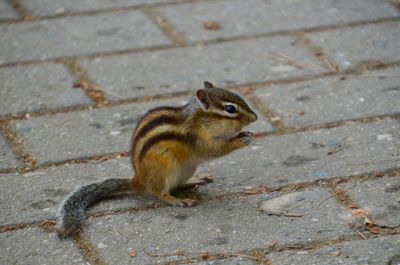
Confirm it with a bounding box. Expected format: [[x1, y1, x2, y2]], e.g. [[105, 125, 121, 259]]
[[236, 131, 255, 146]]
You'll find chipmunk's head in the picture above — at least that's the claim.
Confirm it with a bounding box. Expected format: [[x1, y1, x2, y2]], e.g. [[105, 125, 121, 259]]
[[193, 81, 257, 134]]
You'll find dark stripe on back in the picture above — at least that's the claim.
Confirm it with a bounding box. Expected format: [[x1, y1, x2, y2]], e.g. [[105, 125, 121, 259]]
[[139, 132, 197, 161], [134, 106, 181, 133], [133, 115, 182, 146], [131, 106, 182, 152]]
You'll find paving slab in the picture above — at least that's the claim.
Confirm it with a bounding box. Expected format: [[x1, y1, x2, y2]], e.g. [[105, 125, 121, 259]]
[[82, 36, 326, 101], [0, 227, 86, 265], [307, 22, 400, 70], [0, 63, 92, 116], [268, 235, 400, 265], [340, 177, 400, 228], [253, 66, 400, 128], [20, 0, 181, 16], [158, 0, 399, 43], [11, 95, 272, 165], [195, 120, 399, 194], [85, 188, 354, 264], [0, 134, 21, 170], [0, 158, 132, 226], [194, 258, 255, 265], [0, 10, 171, 64], [0, 0, 19, 19]]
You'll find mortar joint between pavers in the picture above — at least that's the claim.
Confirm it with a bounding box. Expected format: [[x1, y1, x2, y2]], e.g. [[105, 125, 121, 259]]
[[62, 59, 112, 108], [73, 231, 109, 265], [6, 0, 34, 19], [142, 7, 187, 47], [0, 120, 37, 171], [160, 249, 271, 265]]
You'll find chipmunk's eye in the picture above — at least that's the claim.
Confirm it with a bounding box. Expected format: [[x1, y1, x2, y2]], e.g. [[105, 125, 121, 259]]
[[224, 104, 237, 114]]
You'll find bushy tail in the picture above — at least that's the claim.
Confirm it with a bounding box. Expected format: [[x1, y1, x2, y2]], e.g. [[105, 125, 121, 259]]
[[56, 178, 132, 237]]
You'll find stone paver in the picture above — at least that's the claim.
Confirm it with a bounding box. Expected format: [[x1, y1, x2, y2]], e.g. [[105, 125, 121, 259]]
[[0, 227, 86, 265], [1, 1, 399, 264], [196, 120, 399, 194], [268, 235, 400, 265], [254, 66, 400, 128], [0, 134, 21, 170], [82, 36, 326, 101], [0, 63, 92, 116], [308, 22, 400, 70], [20, 0, 180, 16], [85, 189, 354, 264], [195, 258, 255, 265], [159, 0, 399, 43], [10, 95, 272, 165], [0, 158, 132, 226], [0, 10, 171, 64], [340, 177, 400, 228], [0, 0, 18, 19]]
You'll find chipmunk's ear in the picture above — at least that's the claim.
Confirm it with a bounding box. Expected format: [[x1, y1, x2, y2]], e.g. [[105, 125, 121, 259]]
[[195, 89, 209, 110], [204, 81, 214, 89]]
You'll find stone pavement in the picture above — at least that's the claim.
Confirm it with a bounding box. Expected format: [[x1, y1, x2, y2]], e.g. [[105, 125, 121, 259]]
[[0, 0, 399, 264]]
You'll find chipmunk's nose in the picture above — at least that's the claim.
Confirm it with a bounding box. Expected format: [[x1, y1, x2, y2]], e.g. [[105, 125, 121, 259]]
[[249, 111, 257, 122]]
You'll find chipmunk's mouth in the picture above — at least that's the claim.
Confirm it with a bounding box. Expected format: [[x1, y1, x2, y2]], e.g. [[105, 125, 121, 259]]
[[226, 131, 255, 141], [214, 130, 255, 141]]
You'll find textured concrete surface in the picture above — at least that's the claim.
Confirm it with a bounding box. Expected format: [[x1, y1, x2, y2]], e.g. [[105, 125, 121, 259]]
[[0, 0, 18, 19], [308, 22, 400, 70], [0, 227, 86, 265], [82, 36, 326, 101], [0, 63, 92, 115], [85, 189, 354, 264], [196, 120, 399, 193], [254, 67, 400, 128], [20, 0, 180, 16], [268, 235, 400, 265], [0, 10, 171, 64], [159, 0, 399, 43], [0, 134, 21, 170], [341, 177, 400, 228], [1, 1, 399, 264], [0, 158, 132, 226]]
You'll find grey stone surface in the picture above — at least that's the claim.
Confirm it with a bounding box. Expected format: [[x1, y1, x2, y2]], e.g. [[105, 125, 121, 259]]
[[159, 0, 399, 43], [11, 95, 272, 165], [0, 158, 132, 226], [194, 258, 255, 265], [21, 0, 180, 16], [0, 63, 92, 116], [0, 10, 171, 64], [341, 177, 400, 227], [85, 189, 354, 264], [82, 36, 326, 101], [268, 235, 400, 265], [0, 227, 86, 265], [0, 0, 18, 19], [195, 120, 399, 194], [0, 134, 21, 170], [308, 22, 400, 70], [254, 67, 400, 128]]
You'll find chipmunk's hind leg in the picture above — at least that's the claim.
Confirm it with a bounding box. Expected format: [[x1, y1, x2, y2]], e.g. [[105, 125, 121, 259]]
[[139, 148, 196, 207]]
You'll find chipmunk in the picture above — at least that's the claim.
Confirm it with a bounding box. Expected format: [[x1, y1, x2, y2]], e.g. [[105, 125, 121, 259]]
[[56, 81, 257, 237]]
